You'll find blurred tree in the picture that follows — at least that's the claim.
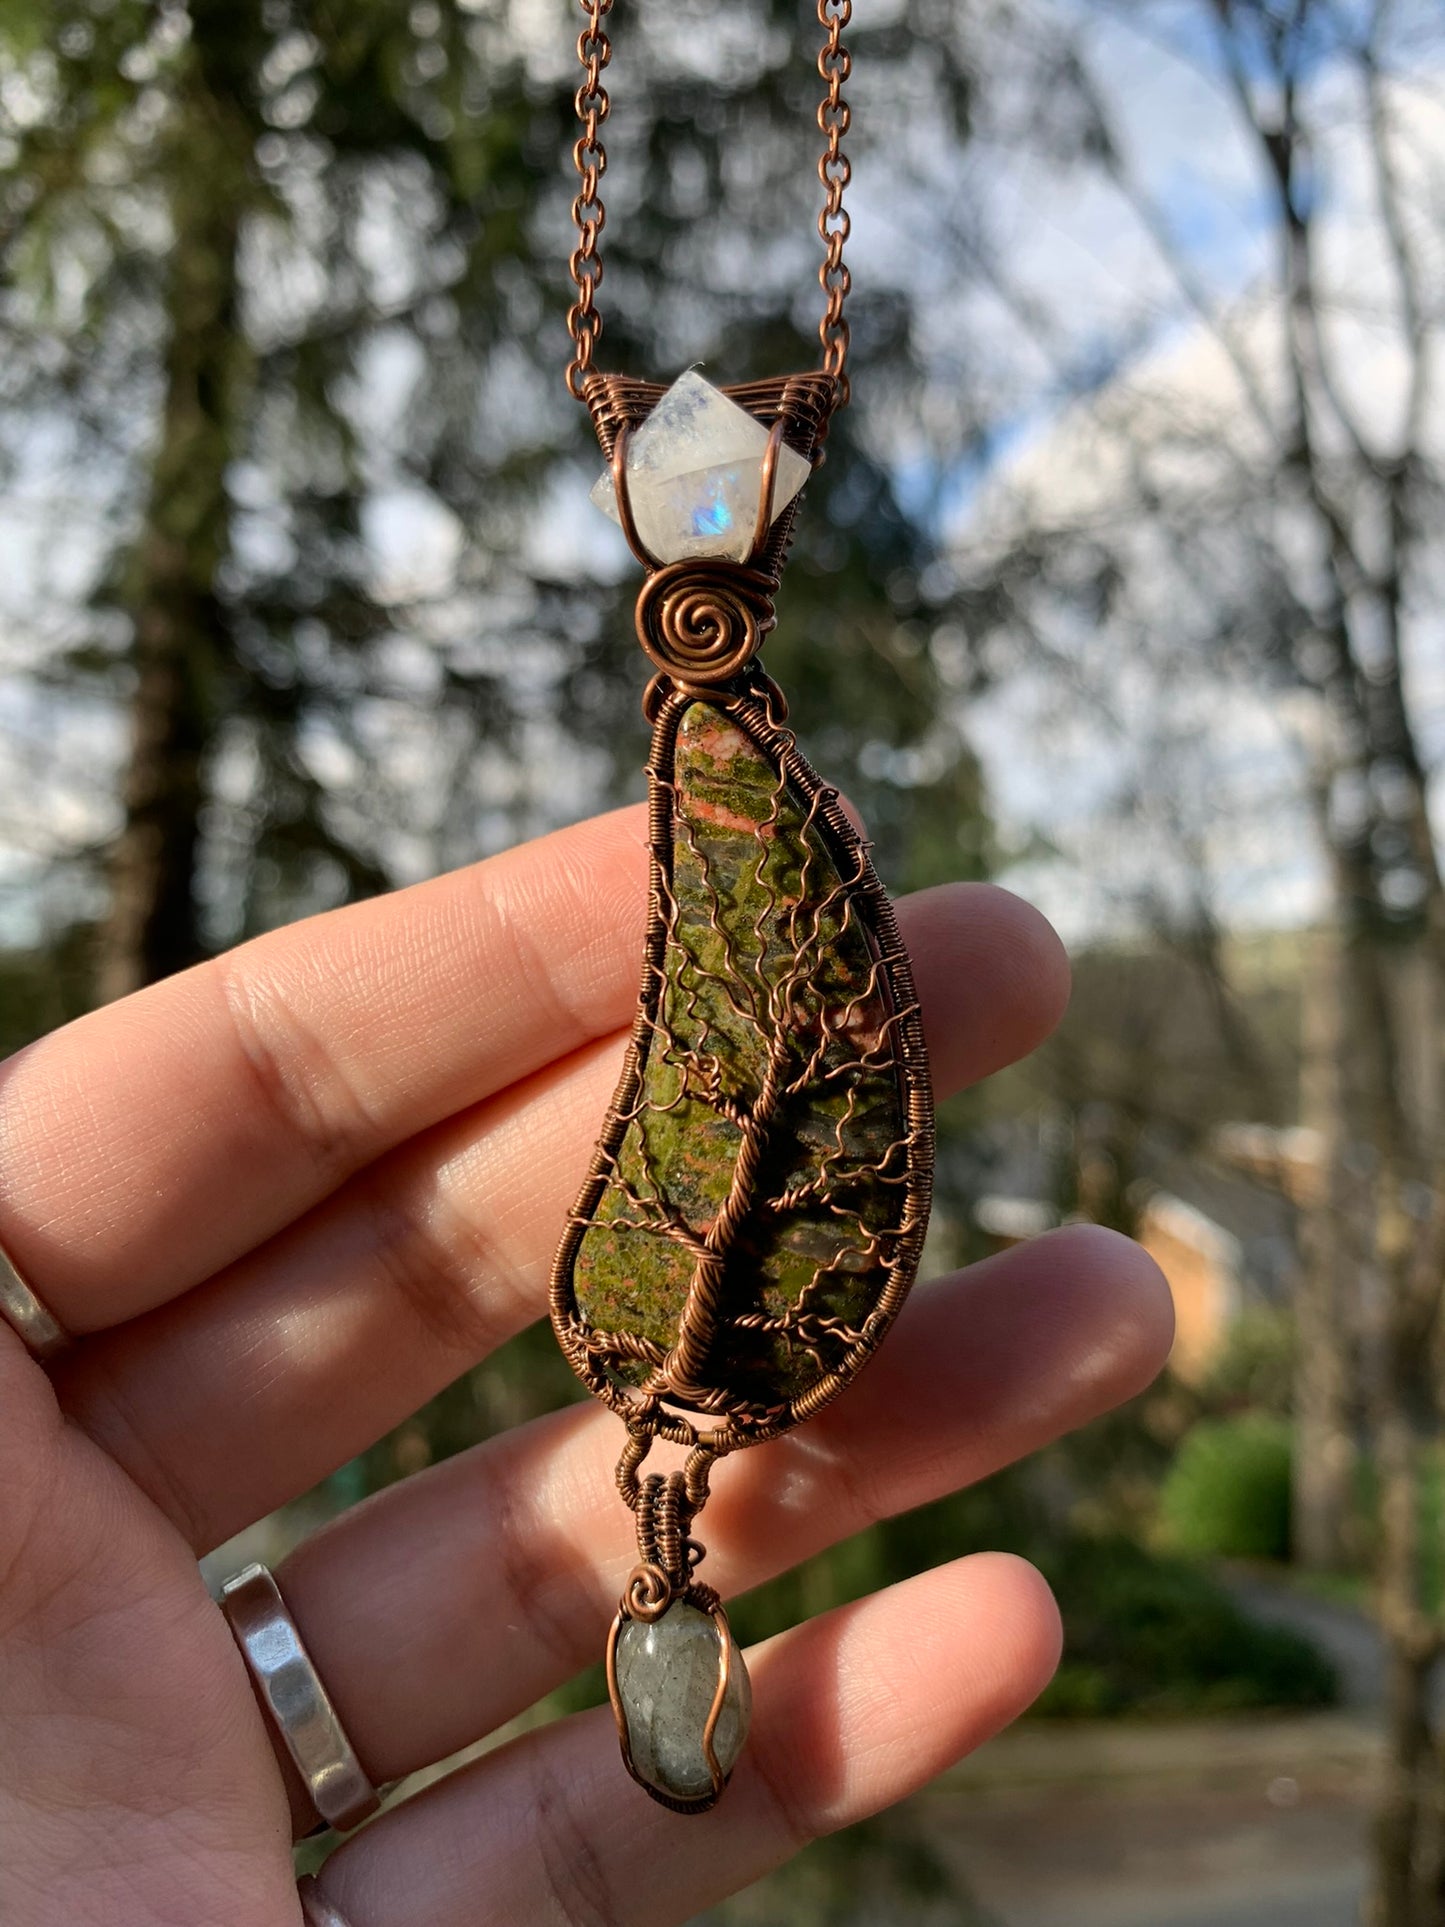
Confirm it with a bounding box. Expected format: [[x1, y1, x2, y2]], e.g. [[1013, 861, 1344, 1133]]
[[949, 2, 1445, 1917], [688, 1809, 981, 1926], [0, 923, 95, 1053], [97, 2, 255, 995], [1038, 933, 1293, 1238], [0, 0, 987, 1005]]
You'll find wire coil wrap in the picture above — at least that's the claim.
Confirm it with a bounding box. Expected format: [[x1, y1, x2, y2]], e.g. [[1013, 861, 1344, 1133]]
[[634, 560, 777, 683]]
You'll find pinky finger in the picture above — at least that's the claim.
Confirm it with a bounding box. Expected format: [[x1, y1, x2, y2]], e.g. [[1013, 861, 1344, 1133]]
[[310, 1552, 1061, 1927]]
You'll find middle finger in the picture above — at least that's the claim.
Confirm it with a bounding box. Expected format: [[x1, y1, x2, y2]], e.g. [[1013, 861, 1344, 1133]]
[[57, 883, 1067, 1552]]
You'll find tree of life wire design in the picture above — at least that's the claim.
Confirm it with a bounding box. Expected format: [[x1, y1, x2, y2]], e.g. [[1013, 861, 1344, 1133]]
[[551, 683, 933, 1499]]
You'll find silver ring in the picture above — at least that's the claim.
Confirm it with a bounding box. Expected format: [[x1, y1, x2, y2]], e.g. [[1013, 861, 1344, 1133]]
[[220, 1563, 380, 1834], [297, 1875, 355, 1927], [0, 1239, 70, 1362]]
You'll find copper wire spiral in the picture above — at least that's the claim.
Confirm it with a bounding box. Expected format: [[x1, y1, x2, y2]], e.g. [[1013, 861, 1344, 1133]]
[[623, 1562, 674, 1622], [634, 560, 777, 683]]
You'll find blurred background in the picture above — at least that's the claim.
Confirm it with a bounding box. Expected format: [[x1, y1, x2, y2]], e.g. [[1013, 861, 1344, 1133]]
[[3, 0, 1445, 1921]]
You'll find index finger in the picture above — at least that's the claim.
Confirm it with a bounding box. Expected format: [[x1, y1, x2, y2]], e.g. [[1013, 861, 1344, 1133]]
[[0, 806, 650, 1331]]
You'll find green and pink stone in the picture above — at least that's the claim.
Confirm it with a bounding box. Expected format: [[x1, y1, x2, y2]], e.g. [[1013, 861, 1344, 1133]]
[[573, 699, 910, 1410]]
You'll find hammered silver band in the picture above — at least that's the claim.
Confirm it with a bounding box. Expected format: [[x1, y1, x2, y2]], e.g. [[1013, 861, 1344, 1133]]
[[297, 1875, 355, 1927], [0, 1239, 70, 1362], [220, 1563, 380, 1835]]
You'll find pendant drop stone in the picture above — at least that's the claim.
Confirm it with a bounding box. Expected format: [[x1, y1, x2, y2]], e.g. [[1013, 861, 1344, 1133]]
[[614, 1601, 752, 1803]]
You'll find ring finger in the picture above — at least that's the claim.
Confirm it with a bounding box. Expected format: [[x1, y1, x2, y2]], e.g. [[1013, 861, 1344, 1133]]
[[316, 1553, 1060, 1927], [266, 1225, 1168, 1823]]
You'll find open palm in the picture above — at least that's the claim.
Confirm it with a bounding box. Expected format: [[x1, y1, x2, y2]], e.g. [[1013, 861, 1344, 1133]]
[[0, 805, 1170, 1926]]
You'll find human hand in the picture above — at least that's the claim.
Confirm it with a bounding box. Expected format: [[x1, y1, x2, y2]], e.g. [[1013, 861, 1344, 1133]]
[[0, 805, 1171, 1925]]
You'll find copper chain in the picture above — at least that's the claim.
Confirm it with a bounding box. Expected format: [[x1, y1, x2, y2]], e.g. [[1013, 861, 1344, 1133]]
[[565, 0, 853, 405], [567, 0, 613, 399], [816, 0, 852, 405]]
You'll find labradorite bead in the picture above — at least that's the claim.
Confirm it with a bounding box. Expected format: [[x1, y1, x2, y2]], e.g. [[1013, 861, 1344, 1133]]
[[615, 1601, 752, 1801]]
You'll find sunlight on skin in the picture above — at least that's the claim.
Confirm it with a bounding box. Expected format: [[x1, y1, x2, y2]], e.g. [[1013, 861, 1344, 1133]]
[[0, 809, 1170, 1925]]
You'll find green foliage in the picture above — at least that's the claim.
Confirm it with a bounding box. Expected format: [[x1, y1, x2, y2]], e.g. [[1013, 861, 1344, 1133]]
[[1055, 1377, 1195, 1541], [1159, 1414, 1293, 1561], [0, 924, 95, 1055], [1034, 1535, 1336, 1718], [1198, 1306, 1297, 1420], [725, 1453, 1333, 1723], [1346, 1448, 1445, 1615], [347, 1321, 584, 1497], [688, 1810, 989, 1926]]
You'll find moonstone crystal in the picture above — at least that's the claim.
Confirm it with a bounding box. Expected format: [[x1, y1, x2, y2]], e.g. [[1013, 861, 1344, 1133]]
[[590, 370, 811, 565], [615, 1601, 752, 1802]]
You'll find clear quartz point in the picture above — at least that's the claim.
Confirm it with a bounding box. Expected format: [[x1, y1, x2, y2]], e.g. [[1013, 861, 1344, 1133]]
[[590, 370, 811, 565], [614, 1600, 752, 1802]]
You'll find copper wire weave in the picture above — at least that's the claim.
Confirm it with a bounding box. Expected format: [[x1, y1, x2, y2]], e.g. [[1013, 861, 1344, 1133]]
[[552, 359, 934, 1657], [634, 560, 777, 684]]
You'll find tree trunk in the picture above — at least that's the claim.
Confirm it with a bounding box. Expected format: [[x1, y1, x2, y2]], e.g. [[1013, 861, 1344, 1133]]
[[95, 55, 249, 1001], [1293, 925, 1357, 1569], [1354, 939, 1443, 1927], [1371, 1350, 1437, 1927], [1374, 1646, 1434, 1927]]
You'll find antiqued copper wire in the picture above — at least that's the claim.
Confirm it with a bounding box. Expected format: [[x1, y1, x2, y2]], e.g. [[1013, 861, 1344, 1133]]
[[552, 383, 934, 1447], [622, 1561, 674, 1622], [749, 418, 788, 558], [586, 370, 835, 598], [700, 1598, 732, 1798], [634, 562, 777, 684], [566, 1, 852, 404], [608, 423, 650, 566], [553, 385, 933, 1501], [612, 409, 791, 684]]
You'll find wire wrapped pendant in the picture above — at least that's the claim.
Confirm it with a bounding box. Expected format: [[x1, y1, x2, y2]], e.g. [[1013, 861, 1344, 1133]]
[[549, 370, 935, 1810]]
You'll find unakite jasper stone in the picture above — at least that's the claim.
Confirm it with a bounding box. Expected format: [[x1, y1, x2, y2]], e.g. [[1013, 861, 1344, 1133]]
[[615, 1602, 752, 1801], [572, 699, 913, 1412]]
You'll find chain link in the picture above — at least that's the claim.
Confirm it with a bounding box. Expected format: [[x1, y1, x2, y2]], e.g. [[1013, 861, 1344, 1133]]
[[566, 0, 852, 406], [816, 0, 852, 405], [567, 0, 613, 400]]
